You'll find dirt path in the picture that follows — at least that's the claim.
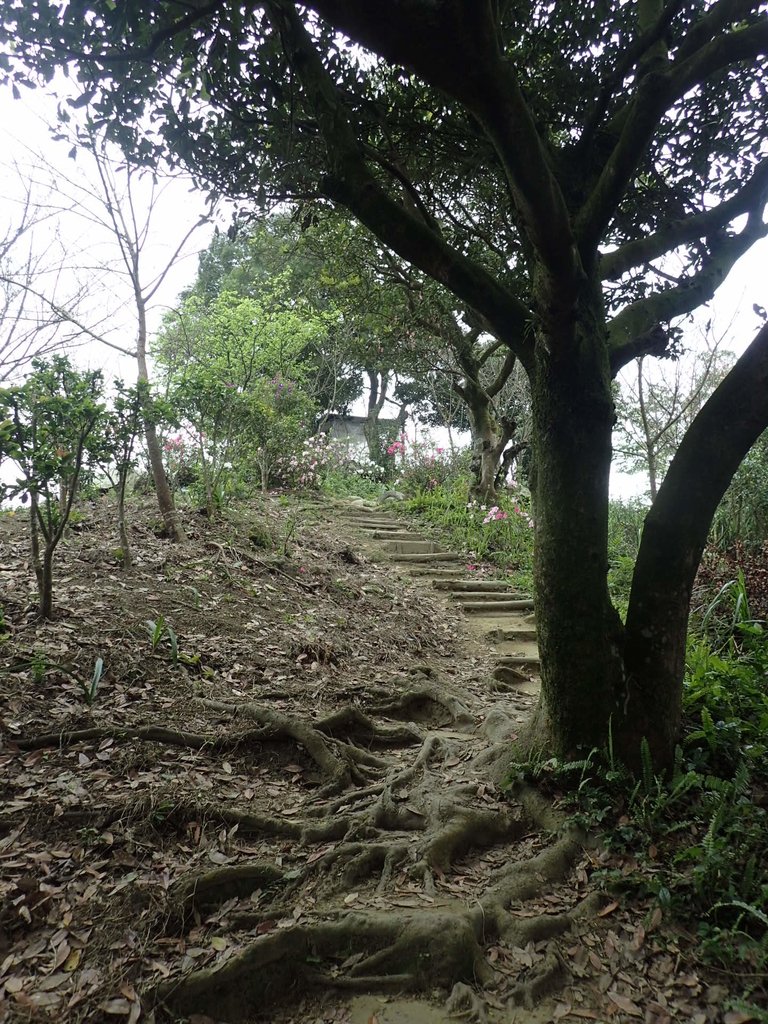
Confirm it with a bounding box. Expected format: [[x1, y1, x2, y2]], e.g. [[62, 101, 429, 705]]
[[0, 495, 723, 1024]]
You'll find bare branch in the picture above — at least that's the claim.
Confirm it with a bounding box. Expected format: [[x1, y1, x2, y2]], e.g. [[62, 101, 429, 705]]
[[0, 274, 137, 358]]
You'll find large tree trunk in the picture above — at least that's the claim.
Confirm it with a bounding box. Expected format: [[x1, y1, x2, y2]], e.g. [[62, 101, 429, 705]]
[[620, 323, 768, 766], [528, 295, 625, 757]]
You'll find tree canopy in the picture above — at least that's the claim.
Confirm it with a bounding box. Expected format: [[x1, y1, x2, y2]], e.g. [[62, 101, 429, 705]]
[[2, 1, 765, 368]]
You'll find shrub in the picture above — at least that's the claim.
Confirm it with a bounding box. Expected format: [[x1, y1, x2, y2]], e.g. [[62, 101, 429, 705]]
[[386, 434, 470, 495], [511, 593, 768, 1005], [404, 484, 534, 581], [276, 432, 384, 493], [607, 498, 649, 614]]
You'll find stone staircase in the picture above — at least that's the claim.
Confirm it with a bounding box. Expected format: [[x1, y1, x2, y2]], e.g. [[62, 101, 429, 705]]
[[340, 502, 540, 696]]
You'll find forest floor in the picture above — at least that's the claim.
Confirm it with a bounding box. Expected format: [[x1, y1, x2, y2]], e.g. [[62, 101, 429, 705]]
[[0, 493, 753, 1024]]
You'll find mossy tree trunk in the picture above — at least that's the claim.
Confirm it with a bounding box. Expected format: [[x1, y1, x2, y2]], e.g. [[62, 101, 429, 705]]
[[526, 283, 626, 756], [456, 345, 519, 502]]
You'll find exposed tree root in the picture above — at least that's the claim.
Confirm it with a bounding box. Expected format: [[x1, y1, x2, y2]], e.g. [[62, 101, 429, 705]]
[[113, 793, 348, 846], [166, 862, 287, 929], [317, 841, 411, 890], [154, 911, 489, 1021], [148, 771, 596, 1021], [316, 706, 423, 746], [446, 981, 490, 1023], [15, 696, 599, 1020], [368, 685, 474, 728], [5, 724, 254, 752], [506, 948, 569, 1009], [415, 802, 525, 877], [200, 698, 382, 796]]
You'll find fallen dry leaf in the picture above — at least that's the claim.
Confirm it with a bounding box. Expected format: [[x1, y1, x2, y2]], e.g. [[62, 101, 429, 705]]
[[607, 991, 642, 1017]]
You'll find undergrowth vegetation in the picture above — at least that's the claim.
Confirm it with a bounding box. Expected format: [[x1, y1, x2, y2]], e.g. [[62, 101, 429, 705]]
[[507, 573, 768, 1015], [402, 483, 535, 584]]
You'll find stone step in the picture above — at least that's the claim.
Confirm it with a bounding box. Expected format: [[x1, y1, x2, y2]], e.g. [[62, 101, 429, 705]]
[[433, 580, 521, 593], [485, 628, 538, 643], [379, 540, 442, 555], [371, 531, 424, 540], [460, 599, 535, 613], [381, 551, 463, 564], [497, 654, 541, 669], [345, 519, 402, 529], [450, 591, 528, 603], [408, 567, 471, 579], [493, 665, 540, 693], [495, 640, 540, 658]]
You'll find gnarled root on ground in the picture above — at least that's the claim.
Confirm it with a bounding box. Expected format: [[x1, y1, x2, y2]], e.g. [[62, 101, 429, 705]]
[[154, 911, 489, 1021], [200, 698, 389, 796]]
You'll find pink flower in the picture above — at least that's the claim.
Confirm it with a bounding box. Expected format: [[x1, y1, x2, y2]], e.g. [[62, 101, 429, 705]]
[[466, 564, 477, 571]]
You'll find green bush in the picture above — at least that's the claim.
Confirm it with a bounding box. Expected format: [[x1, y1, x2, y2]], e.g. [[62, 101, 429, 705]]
[[510, 593, 768, 1002], [606, 498, 648, 614], [712, 430, 768, 549], [403, 483, 534, 582]]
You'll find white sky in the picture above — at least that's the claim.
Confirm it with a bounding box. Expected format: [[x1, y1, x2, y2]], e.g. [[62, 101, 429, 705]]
[[0, 84, 765, 500]]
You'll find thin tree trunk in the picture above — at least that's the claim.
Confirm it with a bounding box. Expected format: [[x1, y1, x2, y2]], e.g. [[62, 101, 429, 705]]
[[637, 358, 659, 499], [30, 497, 44, 605], [117, 469, 132, 569], [135, 295, 185, 542], [40, 547, 54, 620], [197, 429, 215, 517]]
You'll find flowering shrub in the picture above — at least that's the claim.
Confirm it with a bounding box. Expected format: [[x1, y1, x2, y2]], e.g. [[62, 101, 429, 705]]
[[161, 432, 199, 490], [387, 434, 469, 494], [275, 432, 384, 492], [483, 505, 508, 523]]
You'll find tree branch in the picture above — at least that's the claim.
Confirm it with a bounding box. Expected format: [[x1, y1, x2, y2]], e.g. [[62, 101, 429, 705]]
[[607, 211, 768, 368], [601, 155, 768, 280], [579, 0, 687, 149], [486, 347, 516, 399], [305, 0, 579, 292], [266, 0, 534, 366], [669, 18, 768, 99], [577, 7, 768, 256], [79, 1, 225, 64], [609, 325, 669, 377], [0, 275, 137, 357], [673, 0, 762, 64], [625, 320, 768, 691]]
